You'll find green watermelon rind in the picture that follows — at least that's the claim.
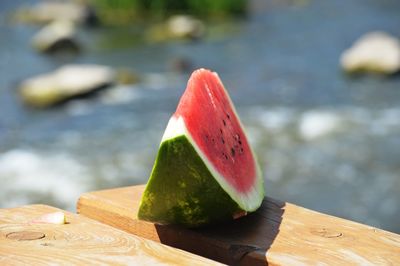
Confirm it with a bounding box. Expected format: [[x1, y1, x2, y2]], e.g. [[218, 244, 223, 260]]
[[138, 134, 242, 227], [138, 116, 264, 227]]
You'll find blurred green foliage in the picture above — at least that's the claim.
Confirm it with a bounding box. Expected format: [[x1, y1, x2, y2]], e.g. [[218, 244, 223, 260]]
[[92, 0, 247, 24]]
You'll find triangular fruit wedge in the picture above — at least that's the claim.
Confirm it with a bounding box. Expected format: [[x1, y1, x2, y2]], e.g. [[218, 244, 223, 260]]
[[138, 69, 264, 227]]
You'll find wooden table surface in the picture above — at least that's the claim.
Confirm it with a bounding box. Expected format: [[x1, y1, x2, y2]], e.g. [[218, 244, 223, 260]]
[[0, 204, 222, 265], [78, 185, 400, 266]]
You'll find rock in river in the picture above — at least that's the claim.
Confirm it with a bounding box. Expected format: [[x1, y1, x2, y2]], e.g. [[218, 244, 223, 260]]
[[20, 65, 115, 108], [147, 15, 205, 42], [32, 20, 80, 54], [167, 15, 205, 40], [340, 32, 400, 75], [15, 1, 97, 25]]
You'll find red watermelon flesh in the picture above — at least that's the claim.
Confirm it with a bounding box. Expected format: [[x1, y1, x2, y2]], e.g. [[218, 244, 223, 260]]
[[175, 69, 255, 193]]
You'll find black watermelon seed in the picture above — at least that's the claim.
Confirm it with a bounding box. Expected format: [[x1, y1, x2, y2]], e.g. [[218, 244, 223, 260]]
[[231, 148, 235, 157], [223, 119, 226, 126]]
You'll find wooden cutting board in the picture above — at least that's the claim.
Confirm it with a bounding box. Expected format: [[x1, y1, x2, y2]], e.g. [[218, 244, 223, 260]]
[[0, 204, 222, 265], [77, 185, 400, 265]]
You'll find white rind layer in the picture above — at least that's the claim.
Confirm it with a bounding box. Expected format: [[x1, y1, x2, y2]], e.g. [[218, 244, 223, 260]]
[[161, 115, 264, 212]]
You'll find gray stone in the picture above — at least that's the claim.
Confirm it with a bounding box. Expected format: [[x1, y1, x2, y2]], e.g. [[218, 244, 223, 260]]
[[167, 15, 205, 40], [147, 15, 205, 42], [15, 1, 96, 25], [32, 20, 80, 53], [20, 65, 115, 108], [341, 32, 400, 75]]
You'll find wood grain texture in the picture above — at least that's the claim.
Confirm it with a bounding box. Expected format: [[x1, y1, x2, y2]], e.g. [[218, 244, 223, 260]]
[[77, 185, 400, 266], [0, 204, 222, 265]]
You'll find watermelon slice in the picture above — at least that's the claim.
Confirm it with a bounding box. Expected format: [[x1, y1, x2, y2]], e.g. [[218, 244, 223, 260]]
[[138, 69, 264, 227]]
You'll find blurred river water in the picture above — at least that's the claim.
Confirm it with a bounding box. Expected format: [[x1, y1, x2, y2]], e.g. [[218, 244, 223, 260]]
[[0, 0, 399, 233]]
